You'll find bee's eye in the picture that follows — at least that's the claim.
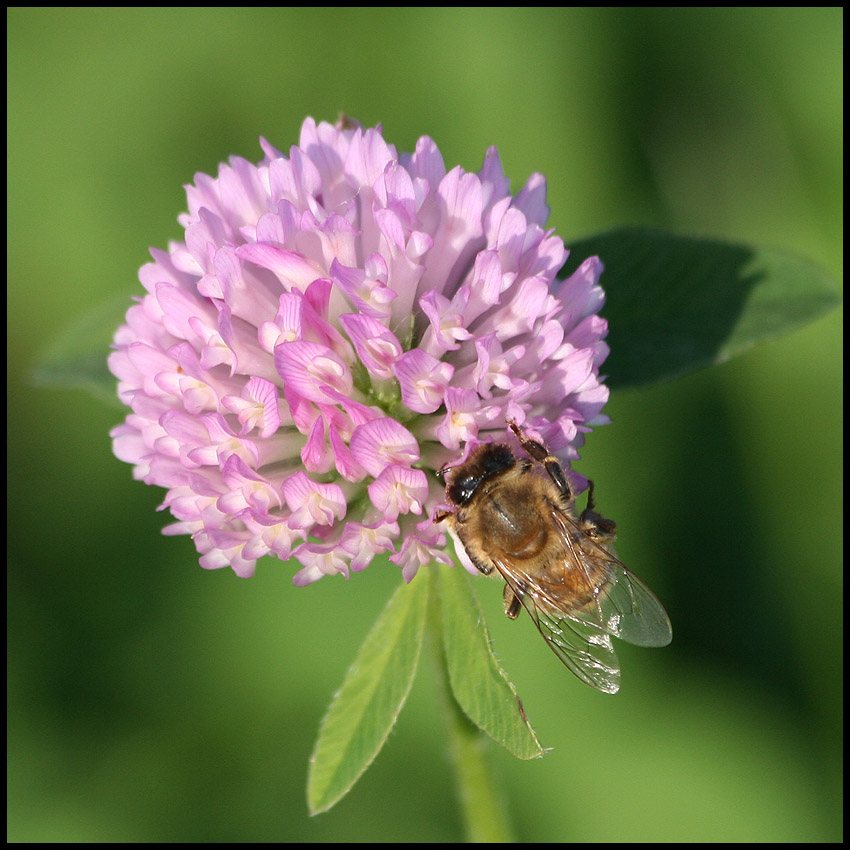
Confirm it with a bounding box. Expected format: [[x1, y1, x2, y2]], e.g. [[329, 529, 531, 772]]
[[449, 475, 477, 505]]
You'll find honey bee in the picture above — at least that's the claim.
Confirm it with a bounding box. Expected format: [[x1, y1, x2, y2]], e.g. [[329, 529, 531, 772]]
[[435, 422, 672, 694]]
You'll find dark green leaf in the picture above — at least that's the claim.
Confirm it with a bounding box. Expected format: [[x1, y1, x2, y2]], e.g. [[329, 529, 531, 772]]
[[307, 573, 429, 815], [562, 228, 840, 389], [437, 562, 544, 760]]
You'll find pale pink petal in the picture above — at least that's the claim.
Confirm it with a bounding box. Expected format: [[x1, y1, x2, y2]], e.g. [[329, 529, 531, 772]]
[[392, 349, 454, 414], [349, 418, 420, 478]]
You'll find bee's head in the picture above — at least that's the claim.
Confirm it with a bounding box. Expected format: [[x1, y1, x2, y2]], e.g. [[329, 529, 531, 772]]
[[445, 443, 516, 505]]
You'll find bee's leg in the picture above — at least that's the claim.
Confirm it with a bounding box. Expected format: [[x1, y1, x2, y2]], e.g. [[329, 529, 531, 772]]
[[579, 480, 617, 541], [508, 421, 572, 500], [436, 515, 498, 577], [585, 479, 598, 512], [503, 581, 525, 619]]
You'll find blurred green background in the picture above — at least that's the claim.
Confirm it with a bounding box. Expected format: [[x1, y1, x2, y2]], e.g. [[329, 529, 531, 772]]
[[7, 7, 842, 842]]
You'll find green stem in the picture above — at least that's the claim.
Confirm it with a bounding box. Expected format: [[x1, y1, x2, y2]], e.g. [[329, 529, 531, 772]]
[[427, 575, 516, 843]]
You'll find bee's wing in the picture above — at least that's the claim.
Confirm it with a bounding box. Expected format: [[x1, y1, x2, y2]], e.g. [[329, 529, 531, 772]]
[[595, 563, 673, 647], [493, 556, 622, 694], [551, 509, 673, 648]]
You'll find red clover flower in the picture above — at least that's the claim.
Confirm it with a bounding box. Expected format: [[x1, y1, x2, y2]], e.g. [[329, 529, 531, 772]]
[[109, 117, 610, 585]]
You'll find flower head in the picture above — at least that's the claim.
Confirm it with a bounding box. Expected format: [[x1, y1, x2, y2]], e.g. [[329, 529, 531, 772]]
[[110, 116, 610, 584]]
